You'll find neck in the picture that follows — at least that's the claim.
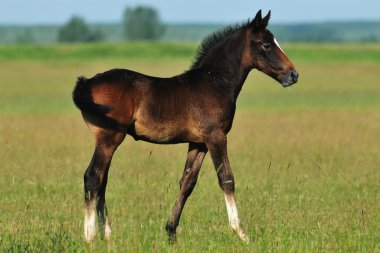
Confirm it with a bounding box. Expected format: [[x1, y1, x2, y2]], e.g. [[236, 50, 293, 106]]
[[198, 31, 252, 100]]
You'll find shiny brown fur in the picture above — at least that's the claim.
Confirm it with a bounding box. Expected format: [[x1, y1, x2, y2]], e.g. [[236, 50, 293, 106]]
[[73, 10, 299, 243]]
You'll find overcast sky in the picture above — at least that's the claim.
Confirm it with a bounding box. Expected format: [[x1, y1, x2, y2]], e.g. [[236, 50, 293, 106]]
[[1, 0, 379, 25]]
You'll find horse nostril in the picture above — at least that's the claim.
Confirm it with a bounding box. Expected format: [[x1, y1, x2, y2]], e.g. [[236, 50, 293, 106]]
[[291, 70, 299, 82]]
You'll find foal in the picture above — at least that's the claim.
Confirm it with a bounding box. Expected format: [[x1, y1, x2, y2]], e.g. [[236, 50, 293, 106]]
[[73, 10, 298, 243]]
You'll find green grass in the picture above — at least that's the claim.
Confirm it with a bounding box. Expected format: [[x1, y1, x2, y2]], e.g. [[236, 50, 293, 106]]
[[0, 43, 379, 252], [0, 43, 197, 61], [1, 43, 380, 63]]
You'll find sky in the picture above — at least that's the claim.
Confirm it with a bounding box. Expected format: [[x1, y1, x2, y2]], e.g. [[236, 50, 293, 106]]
[[0, 0, 379, 25]]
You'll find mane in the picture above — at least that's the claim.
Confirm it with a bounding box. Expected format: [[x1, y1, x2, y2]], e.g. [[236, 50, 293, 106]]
[[190, 21, 250, 70]]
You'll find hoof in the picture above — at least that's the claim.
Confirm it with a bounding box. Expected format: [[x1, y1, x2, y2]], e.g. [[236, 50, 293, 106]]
[[84, 211, 96, 243], [238, 232, 250, 244], [235, 227, 250, 244], [104, 223, 112, 242], [165, 223, 177, 244], [84, 230, 96, 244], [168, 233, 177, 244]]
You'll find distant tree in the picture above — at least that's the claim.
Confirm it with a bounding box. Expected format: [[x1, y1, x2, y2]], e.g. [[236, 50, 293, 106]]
[[123, 6, 166, 41], [16, 29, 35, 44], [362, 35, 379, 43], [58, 16, 104, 42], [86, 28, 105, 42]]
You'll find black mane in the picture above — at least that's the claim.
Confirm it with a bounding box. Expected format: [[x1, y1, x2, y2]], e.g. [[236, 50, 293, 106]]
[[190, 21, 250, 70]]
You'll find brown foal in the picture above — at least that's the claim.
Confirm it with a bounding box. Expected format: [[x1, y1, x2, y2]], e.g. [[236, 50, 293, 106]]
[[73, 10, 299, 243]]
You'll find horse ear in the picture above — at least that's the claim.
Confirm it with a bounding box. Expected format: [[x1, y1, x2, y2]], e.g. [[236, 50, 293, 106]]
[[251, 10, 263, 28], [261, 10, 271, 28], [252, 9, 270, 30]]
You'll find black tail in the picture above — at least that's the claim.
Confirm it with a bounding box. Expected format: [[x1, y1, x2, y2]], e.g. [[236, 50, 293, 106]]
[[72, 77, 126, 132], [73, 77, 110, 115]]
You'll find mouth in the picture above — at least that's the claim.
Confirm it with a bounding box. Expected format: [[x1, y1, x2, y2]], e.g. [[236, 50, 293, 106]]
[[281, 80, 297, 88], [279, 69, 299, 88]]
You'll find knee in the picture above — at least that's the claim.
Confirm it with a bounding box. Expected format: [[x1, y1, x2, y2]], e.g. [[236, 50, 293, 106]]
[[218, 174, 235, 193]]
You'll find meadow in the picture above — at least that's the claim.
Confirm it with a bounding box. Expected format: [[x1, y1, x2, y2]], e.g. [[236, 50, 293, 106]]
[[0, 43, 379, 252]]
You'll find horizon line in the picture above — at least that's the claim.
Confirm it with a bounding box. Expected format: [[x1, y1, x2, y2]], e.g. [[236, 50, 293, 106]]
[[1, 18, 380, 27]]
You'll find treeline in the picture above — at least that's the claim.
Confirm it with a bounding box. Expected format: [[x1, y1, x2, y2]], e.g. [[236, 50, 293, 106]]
[[57, 6, 165, 43], [1, 5, 380, 44], [0, 6, 166, 44], [270, 22, 380, 43]]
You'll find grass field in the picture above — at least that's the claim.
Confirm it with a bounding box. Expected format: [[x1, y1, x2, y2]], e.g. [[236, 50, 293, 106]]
[[0, 43, 379, 252]]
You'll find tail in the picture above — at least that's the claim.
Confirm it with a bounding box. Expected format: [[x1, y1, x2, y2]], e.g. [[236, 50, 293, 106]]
[[73, 77, 110, 115], [72, 77, 126, 132]]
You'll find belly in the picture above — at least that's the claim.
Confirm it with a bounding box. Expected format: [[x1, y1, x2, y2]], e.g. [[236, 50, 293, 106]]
[[128, 122, 184, 144], [129, 99, 203, 144], [127, 119, 203, 144]]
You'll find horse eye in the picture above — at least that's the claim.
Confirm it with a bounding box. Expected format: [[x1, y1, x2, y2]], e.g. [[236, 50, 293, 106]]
[[262, 42, 271, 50]]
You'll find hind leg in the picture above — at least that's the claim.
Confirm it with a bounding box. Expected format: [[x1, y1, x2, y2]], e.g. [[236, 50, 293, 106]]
[[166, 142, 207, 242], [83, 126, 125, 243]]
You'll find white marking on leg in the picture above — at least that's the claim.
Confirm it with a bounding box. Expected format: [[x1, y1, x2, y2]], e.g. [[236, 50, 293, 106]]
[[84, 201, 96, 243], [224, 193, 239, 230], [104, 216, 112, 242], [274, 37, 285, 54], [224, 192, 250, 243]]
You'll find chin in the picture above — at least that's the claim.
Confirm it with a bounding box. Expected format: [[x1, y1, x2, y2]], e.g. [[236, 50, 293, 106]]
[[281, 81, 296, 87]]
